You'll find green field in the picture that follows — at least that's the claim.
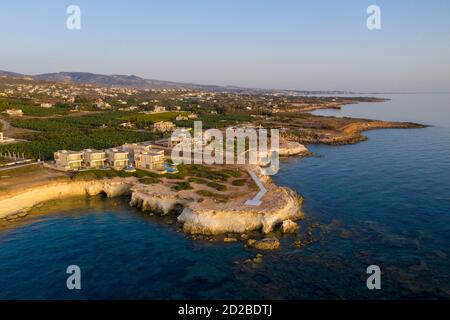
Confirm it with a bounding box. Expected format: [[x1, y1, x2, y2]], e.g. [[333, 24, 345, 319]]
[[0, 98, 71, 117], [0, 111, 156, 160]]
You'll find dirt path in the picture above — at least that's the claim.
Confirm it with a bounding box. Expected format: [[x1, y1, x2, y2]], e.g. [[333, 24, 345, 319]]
[[0, 117, 11, 130]]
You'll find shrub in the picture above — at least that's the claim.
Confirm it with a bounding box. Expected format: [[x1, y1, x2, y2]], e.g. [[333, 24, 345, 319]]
[[174, 181, 193, 191], [196, 190, 229, 203], [188, 177, 208, 184], [139, 177, 161, 185], [220, 168, 241, 178], [231, 179, 247, 186], [206, 181, 227, 191]]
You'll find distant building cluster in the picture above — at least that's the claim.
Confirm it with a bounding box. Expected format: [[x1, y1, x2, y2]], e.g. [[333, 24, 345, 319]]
[[53, 143, 165, 172], [153, 121, 176, 133], [3, 109, 23, 117]]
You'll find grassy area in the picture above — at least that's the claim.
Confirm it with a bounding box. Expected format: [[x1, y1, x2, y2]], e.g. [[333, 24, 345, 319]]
[[231, 179, 247, 186], [173, 181, 193, 191], [0, 98, 71, 117], [206, 181, 227, 192], [188, 177, 209, 184], [196, 190, 230, 203], [0, 164, 41, 176], [0, 111, 156, 160], [185, 164, 240, 182], [0, 129, 155, 160], [139, 177, 162, 185], [71, 168, 155, 181], [120, 111, 186, 127], [174, 113, 252, 129]]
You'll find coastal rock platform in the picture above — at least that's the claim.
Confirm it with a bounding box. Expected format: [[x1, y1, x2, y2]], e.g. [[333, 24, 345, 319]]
[[1, 172, 303, 236]]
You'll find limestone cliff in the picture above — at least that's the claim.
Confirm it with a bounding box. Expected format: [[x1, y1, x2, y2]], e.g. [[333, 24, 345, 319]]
[[1, 175, 303, 236], [0, 177, 136, 219]]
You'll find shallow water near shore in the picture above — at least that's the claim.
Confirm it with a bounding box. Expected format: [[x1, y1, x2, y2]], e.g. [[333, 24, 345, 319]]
[[0, 93, 449, 299]]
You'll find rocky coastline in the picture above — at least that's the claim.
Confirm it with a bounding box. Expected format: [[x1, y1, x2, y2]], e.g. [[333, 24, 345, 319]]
[[0, 171, 304, 239]]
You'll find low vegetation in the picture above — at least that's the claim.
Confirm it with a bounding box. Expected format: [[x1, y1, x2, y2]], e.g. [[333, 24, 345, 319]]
[[174, 181, 193, 191], [206, 181, 227, 192], [139, 177, 162, 185], [231, 179, 247, 186], [196, 190, 230, 203]]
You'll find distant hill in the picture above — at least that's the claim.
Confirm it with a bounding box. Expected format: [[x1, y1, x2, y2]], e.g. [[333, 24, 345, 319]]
[[0, 69, 354, 94], [0, 70, 239, 91], [0, 70, 24, 78], [33, 72, 151, 88]]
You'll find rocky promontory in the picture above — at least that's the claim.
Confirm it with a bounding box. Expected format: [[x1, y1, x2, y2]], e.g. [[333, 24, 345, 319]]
[[1, 168, 304, 237]]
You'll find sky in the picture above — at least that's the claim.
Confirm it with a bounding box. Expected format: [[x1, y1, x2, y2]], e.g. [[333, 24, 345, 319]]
[[1, 0, 450, 92]]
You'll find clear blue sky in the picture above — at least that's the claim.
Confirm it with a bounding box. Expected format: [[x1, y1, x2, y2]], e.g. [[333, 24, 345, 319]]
[[1, 0, 449, 92]]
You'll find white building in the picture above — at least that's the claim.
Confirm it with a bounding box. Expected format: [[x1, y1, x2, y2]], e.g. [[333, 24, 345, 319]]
[[154, 121, 175, 133], [4, 109, 23, 117], [153, 106, 166, 113], [168, 129, 192, 148], [83, 149, 107, 169], [135, 150, 165, 171], [54, 150, 84, 171], [106, 148, 129, 170]]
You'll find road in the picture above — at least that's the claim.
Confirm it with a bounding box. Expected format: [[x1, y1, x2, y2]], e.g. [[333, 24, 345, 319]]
[[0, 161, 40, 172]]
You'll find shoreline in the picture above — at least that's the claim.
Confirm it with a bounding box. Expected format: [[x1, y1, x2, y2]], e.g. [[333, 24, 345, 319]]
[[0, 168, 304, 238], [0, 98, 427, 240]]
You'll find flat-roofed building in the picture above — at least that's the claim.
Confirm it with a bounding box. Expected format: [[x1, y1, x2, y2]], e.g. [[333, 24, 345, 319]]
[[168, 129, 191, 148], [54, 150, 84, 171], [135, 150, 165, 171], [106, 148, 129, 170], [122, 143, 150, 159], [154, 121, 175, 133], [4, 109, 23, 117], [83, 149, 107, 169]]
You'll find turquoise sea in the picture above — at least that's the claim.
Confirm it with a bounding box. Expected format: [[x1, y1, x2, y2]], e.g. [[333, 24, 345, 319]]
[[0, 94, 449, 299]]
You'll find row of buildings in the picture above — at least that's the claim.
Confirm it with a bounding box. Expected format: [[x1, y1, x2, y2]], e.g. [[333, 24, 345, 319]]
[[54, 143, 165, 172]]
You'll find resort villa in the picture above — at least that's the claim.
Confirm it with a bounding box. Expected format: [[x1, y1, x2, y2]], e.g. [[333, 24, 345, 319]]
[[168, 129, 192, 148], [51, 143, 167, 172], [106, 148, 129, 170], [168, 129, 210, 148], [135, 149, 165, 171], [54, 150, 84, 171], [122, 143, 165, 171], [122, 143, 150, 160], [83, 149, 107, 169]]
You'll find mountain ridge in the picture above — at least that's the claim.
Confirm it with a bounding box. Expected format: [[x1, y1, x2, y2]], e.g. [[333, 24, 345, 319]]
[[0, 70, 354, 94]]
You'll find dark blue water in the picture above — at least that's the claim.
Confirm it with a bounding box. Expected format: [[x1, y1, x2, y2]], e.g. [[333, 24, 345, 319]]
[[0, 94, 449, 299]]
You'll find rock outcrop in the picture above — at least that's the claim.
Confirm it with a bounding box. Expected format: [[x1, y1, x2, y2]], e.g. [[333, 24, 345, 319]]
[[278, 141, 309, 156], [280, 219, 300, 233], [178, 186, 303, 235], [129, 184, 188, 215], [251, 237, 281, 250]]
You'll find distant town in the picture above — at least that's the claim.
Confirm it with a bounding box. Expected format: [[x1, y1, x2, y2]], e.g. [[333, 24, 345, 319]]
[[0, 71, 393, 169]]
